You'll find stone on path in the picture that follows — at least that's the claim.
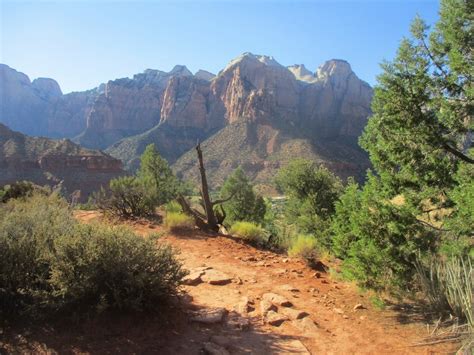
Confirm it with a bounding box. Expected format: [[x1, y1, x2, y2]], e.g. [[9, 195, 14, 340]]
[[262, 292, 293, 307], [201, 269, 233, 285], [190, 307, 227, 324], [293, 317, 319, 333], [280, 307, 309, 320], [183, 271, 204, 286], [265, 310, 288, 326], [280, 284, 299, 292], [202, 342, 230, 355], [260, 300, 277, 315]]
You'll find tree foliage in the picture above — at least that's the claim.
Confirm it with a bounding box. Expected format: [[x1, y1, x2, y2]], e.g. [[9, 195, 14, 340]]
[[276, 159, 343, 248], [220, 167, 266, 225], [137, 144, 180, 206], [332, 0, 473, 297]]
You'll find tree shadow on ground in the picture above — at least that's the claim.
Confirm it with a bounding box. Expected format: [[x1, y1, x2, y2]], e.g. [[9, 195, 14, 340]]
[[0, 296, 308, 354]]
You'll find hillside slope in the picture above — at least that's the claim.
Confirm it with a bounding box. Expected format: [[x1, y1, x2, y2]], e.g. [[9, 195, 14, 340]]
[[0, 123, 123, 200]]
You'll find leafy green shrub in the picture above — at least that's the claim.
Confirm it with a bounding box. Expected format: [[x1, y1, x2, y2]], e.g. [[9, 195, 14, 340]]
[[288, 235, 319, 262], [0, 194, 186, 318], [164, 212, 194, 231], [230, 221, 266, 243]]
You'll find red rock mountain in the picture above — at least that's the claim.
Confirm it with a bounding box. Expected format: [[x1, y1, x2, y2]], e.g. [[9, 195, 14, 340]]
[[1, 53, 373, 188], [0, 123, 123, 201]]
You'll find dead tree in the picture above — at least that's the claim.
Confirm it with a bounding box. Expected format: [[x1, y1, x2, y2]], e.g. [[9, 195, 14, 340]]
[[176, 143, 234, 232]]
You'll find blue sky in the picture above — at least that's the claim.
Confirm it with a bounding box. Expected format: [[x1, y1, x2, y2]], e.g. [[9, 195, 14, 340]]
[[1, 0, 439, 93]]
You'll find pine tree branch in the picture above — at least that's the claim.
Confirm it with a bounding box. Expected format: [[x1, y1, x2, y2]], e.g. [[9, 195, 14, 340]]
[[212, 191, 237, 206], [442, 143, 474, 164]]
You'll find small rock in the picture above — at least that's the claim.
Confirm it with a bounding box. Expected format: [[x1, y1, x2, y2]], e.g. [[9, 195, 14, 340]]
[[321, 279, 329, 284], [190, 308, 227, 324], [280, 284, 299, 292], [202, 342, 230, 355], [353, 303, 365, 311], [265, 310, 288, 326], [294, 317, 319, 333], [182, 271, 204, 286], [359, 315, 366, 320], [226, 313, 251, 331], [282, 258, 289, 263], [260, 300, 277, 315], [314, 272, 322, 278], [234, 297, 252, 314], [210, 335, 231, 348], [280, 307, 309, 320], [333, 308, 344, 315], [201, 270, 233, 285], [343, 315, 349, 319], [262, 292, 293, 307], [274, 268, 288, 275]]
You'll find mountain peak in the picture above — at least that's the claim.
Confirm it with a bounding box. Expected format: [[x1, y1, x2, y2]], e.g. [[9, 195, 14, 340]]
[[169, 65, 192, 76], [316, 59, 353, 80], [195, 69, 215, 81], [288, 64, 315, 82], [223, 52, 283, 72]]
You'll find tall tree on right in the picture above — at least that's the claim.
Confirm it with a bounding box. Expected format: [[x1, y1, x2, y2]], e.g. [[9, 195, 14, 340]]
[[360, 0, 473, 196], [332, 0, 473, 292]]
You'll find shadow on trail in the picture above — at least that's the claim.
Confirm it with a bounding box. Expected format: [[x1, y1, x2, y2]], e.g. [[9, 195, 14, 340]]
[[1, 296, 308, 354]]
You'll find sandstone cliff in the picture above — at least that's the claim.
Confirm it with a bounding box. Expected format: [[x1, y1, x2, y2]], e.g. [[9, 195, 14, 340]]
[[2, 53, 373, 188]]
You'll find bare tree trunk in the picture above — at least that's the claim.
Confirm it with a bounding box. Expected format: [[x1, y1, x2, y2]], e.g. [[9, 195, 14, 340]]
[[196, 143, 218, 230], [176, 143, 236, 233]]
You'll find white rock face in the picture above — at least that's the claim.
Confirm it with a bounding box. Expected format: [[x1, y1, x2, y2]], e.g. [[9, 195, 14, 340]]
[[195, 69, 216, 81]]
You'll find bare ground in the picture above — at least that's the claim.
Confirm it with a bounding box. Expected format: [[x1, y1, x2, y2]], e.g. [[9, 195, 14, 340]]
[[0, 211, 459, 354]]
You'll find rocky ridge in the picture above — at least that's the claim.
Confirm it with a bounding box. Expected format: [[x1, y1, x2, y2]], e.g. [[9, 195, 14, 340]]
[[1, 53, 372, 186], [0, 123, 123, 200]]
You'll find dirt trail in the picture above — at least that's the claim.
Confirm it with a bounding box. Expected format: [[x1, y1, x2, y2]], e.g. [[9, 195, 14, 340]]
[[1, 211, 457, 354]]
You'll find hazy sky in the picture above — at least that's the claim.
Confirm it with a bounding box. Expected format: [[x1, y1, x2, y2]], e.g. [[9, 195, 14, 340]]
[[1, 0, 439, 93]]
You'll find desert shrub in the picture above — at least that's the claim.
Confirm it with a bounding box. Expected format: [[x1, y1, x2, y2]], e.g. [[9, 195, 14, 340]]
[[0, 194, 74, 315], [50, 223, 187, 313], [416, 256, 473, 330], [288, 235, 319, 262], [164, 212, 194, 230], [94, 176, 155, 218], [0, 194, 186, 318], [230, 221, 266, 244], [0, 181, 50, 203]]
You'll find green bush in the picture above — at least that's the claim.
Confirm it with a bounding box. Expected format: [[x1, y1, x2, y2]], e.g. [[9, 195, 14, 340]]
[[230, 221, 266, 243], [288, 235, 319, 262], [165, 200, 183, 214], [0, 194, 186, 318], [94, 176, 155, 218], [0, 181, 50, 203], [50, 224, 187, 313], [164, 212, 194, 230]]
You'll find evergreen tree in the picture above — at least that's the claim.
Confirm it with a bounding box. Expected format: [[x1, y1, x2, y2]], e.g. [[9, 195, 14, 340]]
[[276, 159, 343, 249], [220, 167, 266, 225], [137, 144, 179, 206]]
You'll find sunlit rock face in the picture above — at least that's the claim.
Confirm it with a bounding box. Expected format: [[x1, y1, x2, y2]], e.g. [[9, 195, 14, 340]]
[[1, 54, 372, 185]]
